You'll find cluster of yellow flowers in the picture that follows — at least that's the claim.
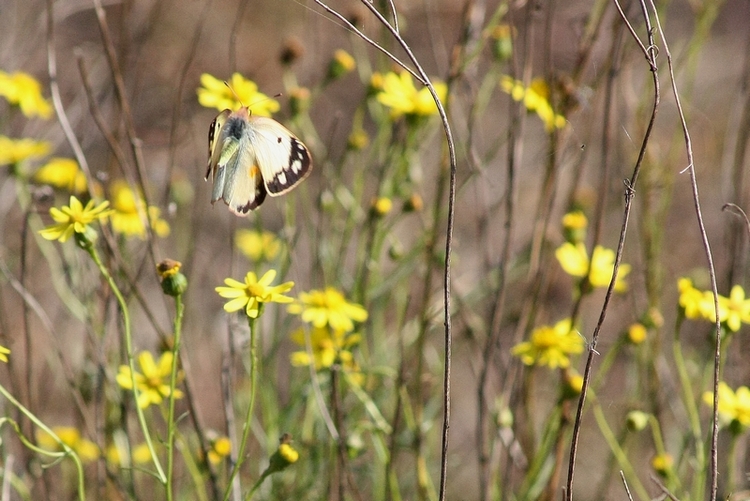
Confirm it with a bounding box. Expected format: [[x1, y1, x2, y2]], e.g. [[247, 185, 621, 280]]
[[499, 75, 566, 131], [678, 278, 750, 333]]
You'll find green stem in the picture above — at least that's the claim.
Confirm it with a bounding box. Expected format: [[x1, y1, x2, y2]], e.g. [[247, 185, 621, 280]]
[[672, 317, 705, 500], [87, 246, 166, 483], [223, 311, 260, 501], [166, 293, 185, 501], [0, 383, 86, 501], [591, 399, 649, 501]]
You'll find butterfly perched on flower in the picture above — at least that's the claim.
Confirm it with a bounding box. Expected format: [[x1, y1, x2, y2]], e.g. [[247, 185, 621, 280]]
[[205, 106, 312, 215]]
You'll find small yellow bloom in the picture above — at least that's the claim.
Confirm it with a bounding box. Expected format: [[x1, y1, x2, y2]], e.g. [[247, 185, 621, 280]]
[[347, 129, 370, 150], [512, 318, 584, 369], [207, 435, 232, 465], [36, 426, 99, 463], [329, 49, 356, 78], [370, 72, 385, 91], [290, 326, 361, 371], [375, 71, 447, 119], [38, 196, 113, 243], [371, 197, 392, 217], [34, 157, 88, 194], [564, 371, 584, 396], [265, 434, 299, 474], [216, 269, 294, 318], [500, 76, 566, 131], [562, 210, 587, 231], [489, 24, 513, 61], [116, 351, 184, 409], [404, 193, 424, 212], [109, 180, 170, 239], [651, 453, 673, 476], [562, 210, 587, 244], [156, 259, 182, 279], [703, 381, 750, 429], [555, 242, 630, 292], [0, 70, 53, 119], [235, 229, 282, 262], [197, 73, 279, 117], [627, 323, 647, 344], [288, 287, 368, 332], [278, 443, 299, 464], [0, 136, 51, 165], [106, 442, 154, 467], [0, 345, 9, 363]]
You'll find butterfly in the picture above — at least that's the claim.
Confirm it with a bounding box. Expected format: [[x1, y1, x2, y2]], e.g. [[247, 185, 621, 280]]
[[205, 106, 312, 215]]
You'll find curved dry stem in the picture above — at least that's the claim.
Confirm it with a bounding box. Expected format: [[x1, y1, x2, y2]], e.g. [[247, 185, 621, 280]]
[[648, 1, 722, 497], [566, 1, 660, 499]]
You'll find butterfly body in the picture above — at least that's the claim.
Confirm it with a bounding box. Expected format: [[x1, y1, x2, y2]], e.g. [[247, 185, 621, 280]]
[[205, 107, 312, 215]]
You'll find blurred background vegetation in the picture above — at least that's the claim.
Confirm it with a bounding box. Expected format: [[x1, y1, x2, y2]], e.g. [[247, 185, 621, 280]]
[[1, 0, 750, 499]]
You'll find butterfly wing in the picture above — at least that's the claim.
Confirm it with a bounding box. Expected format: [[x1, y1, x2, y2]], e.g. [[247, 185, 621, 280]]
[[206, 109, 266, 216], [246, 116, 312, 196], [205, 109, 231, 181]]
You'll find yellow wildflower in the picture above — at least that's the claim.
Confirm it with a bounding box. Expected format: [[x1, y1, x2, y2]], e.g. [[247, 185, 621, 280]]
[[36, 426, 99, 463], [375, 71, 447, 119], [197, 73, 279, 117], [371, 197, 392, 217], [235, 229, 282, 262], [500, 75, 566, 131], [109, 180, 170, 239], [216, 269, 294, 318], [703, 381, 750, 429], [290, 326, 361, 371], [627, 323, 647, 344], [512, 318, 584, 369], [347, 129, 370, 150], [0, 70, 53, 119], [719, 285, 750, 332], [0, 136, 51, 165], [0, 345, 9, 362], [328, 49, 356, 78], [34, 157, 88, 194], [116, 351, 184, 409], [562, 210, 587, 231], [652, 453, 673, 477], [264, 434, 299, 475], [678, 278, 705, 320], [38, 196, 113, 243], [555, 242, 630, 292], [106, 442, 154, 467], [207, 435, 232, 465], [288, 287, 368, 332]]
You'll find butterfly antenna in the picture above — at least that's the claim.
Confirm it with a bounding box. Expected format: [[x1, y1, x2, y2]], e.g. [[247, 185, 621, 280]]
[[223, 81, 247, 108]]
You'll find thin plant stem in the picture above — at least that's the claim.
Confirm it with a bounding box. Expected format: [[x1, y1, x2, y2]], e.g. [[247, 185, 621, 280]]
[[647, 2, 723, 497], [0, 385, 86, 501], [566, 2, 660, 498], [223, 311, 260, 501], [672, 317, 706, 499], [166, 293, 185, 501], [87, 246, 166, 484]]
